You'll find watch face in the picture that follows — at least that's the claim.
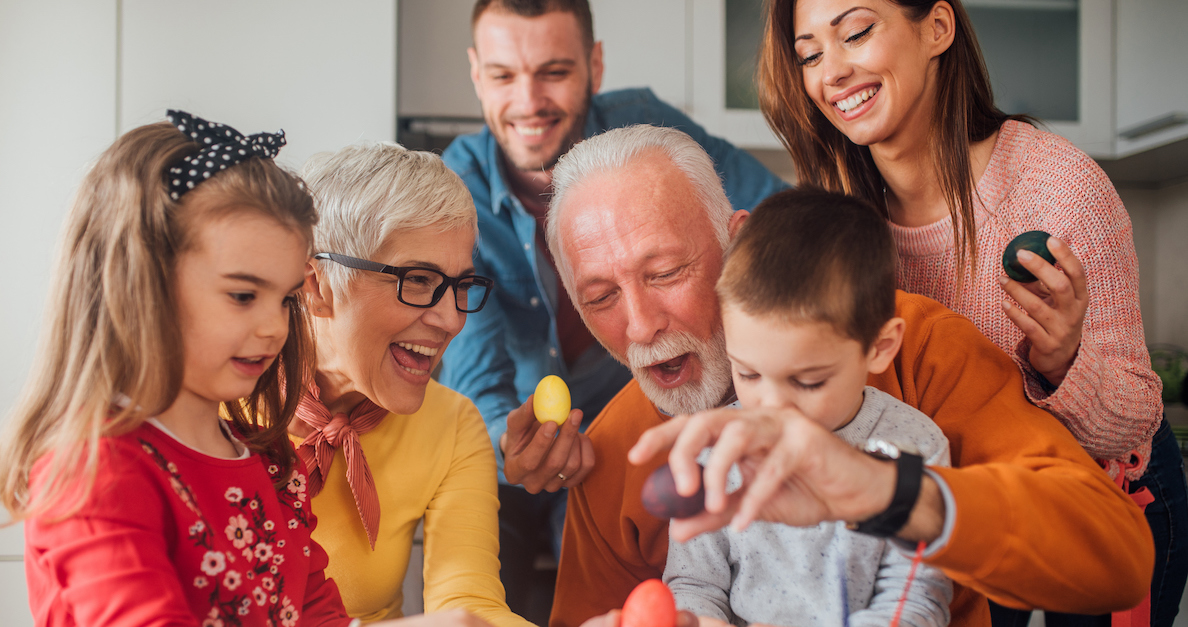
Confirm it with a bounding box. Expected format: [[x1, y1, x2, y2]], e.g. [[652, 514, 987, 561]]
[[863, 439, 902, 459]]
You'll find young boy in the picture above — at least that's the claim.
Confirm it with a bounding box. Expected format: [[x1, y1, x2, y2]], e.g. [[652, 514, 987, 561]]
[[663, 189, 952, 627]]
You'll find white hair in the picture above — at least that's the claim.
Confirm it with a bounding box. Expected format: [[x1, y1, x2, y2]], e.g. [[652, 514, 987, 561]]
[[545, 125, 733, 296], [301, 141, 477, 295]]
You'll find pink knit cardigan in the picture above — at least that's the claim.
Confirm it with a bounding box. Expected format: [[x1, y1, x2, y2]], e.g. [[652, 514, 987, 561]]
[[891, 120, 1163, 481]]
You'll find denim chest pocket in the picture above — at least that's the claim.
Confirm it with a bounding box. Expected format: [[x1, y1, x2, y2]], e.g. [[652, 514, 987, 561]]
[[487, 272, 551, 349]]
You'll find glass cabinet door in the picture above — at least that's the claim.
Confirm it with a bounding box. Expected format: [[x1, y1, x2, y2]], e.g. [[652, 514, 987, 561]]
[[691, 0, 782, 148], [965, 0, 1113, 157], [967, 0, 1079, 123]]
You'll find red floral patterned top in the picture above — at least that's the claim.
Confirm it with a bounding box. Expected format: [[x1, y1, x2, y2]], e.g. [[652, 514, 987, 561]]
[[25, 421, 353, 627]]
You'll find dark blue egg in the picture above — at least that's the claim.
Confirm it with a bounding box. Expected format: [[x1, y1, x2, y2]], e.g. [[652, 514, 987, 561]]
[[1002, 230, 1056, 283]]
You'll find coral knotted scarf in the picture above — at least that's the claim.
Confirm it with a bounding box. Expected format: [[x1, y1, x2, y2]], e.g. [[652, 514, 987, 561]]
[[295, 383, 389, 549]]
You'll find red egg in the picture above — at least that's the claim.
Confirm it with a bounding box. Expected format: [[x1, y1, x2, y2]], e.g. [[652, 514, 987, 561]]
[[621, 579, 677, 627], [641, 463, 705, 520]]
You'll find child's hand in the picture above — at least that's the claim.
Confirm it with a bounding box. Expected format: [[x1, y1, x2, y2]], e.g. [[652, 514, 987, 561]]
[[374, 608, 494, 627], [580, 609, 622, 627], [577, 609, 701, 627], [998, 236, 1088, 387], [693, 615, 730, 627]]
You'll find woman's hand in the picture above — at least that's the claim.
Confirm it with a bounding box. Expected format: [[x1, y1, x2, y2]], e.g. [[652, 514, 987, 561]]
[[628, 406, 920, 541], [373, 608, 494, 627], [500, 395, 593, 492], [999, 236, 1089, 387]]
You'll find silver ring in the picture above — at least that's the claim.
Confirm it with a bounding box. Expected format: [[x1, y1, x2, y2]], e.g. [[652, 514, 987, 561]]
[[557, 473, 568, 482]]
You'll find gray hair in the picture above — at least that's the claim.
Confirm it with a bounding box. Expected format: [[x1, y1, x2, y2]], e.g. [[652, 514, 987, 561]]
[[301, 142, 477, 295], [545, 125, 733, 295]]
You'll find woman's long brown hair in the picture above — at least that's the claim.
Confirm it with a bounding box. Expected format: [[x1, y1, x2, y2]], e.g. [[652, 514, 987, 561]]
[[758, 0, 1029, 287], [0, 122, 316, 522]]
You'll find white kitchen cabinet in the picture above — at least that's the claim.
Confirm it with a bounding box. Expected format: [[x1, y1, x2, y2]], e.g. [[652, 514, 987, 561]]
[[689, 0, 782, 149], [968, 0, 1115, 157], [1114, 0, 1188, 157], [972, 0, 1188, 177], [968, 0, 1188, 161]]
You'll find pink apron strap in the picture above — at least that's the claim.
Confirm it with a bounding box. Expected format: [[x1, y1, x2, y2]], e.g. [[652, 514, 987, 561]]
[[1111, 458, 1153, 627]]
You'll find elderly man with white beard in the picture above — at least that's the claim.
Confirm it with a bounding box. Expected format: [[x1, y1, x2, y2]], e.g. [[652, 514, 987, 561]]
[[544, 124, 1152, 627]]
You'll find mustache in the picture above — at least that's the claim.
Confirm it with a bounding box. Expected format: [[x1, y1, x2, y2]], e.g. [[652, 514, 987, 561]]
[[626, 331, 709, 370]]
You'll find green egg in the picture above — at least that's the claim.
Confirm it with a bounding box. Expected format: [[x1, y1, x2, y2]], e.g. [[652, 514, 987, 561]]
[[1002, 230, 1056, 283]]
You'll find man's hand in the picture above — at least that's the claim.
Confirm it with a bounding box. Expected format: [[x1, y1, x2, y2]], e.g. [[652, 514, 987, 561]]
[[628, 406, 944, 544], [500, 395, 594, 492]]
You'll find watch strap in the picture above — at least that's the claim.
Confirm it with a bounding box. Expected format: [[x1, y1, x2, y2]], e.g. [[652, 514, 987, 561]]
[[850, 451, 924, 537]]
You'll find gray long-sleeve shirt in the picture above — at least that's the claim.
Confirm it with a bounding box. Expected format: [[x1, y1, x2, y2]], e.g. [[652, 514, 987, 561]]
[[663, 387, 953, 627]]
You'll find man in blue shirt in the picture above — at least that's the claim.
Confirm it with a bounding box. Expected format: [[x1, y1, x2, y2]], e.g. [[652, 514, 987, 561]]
[[439, 0, 786, 612]]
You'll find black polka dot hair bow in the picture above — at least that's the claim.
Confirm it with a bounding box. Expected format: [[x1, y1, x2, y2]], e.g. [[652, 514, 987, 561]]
[[165, 109, 286, 200]]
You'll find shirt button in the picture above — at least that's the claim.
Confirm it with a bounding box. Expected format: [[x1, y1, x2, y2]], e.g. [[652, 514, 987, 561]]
[[530, 297, 540, 307], [523, 242, 531, 250], [549, 348, 558, 358]]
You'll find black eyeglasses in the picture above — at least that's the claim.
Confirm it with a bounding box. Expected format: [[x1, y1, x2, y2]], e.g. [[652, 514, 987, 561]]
[[314, 253, 494, 313]]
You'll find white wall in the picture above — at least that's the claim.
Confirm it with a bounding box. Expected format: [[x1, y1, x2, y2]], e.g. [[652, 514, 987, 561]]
[[0, 2, 398, 622], [121, 0, 397, 172], [0, 1, 120, 622]]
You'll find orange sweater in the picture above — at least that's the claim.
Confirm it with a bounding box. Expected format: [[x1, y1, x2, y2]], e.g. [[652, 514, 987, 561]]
[[550, 292, 1152, 627]]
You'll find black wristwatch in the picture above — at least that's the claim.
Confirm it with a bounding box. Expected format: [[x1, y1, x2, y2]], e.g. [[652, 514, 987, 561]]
[[846, 439, 924, 538]]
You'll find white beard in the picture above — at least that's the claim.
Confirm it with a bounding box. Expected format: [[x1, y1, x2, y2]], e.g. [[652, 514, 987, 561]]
[[618, 328, 733, 416]]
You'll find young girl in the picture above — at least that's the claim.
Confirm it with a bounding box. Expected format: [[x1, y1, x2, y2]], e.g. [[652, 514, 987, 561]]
[[758, 1, 1185, 625], [0, 111, 351, 626]]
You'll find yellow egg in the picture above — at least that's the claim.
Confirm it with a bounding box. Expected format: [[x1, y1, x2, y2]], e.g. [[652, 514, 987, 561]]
[[533, 375, 571, 425]]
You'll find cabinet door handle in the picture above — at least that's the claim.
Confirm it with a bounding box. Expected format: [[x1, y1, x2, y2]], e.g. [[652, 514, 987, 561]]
[[1118, 113, 1188, 140]]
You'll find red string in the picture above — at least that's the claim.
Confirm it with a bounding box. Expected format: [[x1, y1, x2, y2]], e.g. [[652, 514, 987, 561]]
[[889, 541, 927, 627]]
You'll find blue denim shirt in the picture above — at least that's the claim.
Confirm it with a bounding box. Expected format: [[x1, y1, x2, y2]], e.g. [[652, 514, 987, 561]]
[[440, 87, 789, 481]]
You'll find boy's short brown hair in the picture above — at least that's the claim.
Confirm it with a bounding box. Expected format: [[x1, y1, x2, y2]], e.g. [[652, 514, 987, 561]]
[[717, 188, 897, 349], [471, 0, 595, 51]]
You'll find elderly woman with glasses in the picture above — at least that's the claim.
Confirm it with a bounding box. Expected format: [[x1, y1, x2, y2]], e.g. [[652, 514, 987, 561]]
[[291, 142, 525, 627]]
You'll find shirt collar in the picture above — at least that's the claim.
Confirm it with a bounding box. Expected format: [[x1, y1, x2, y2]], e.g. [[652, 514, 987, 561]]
[[483, 129, 516, 217]]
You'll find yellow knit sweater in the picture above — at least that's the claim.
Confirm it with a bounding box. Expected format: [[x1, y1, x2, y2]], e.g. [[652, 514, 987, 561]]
[[291, 380, 531, 627]]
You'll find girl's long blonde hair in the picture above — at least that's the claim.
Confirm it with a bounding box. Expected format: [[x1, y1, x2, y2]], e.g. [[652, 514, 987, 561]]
[[0, 121, 317, 522]]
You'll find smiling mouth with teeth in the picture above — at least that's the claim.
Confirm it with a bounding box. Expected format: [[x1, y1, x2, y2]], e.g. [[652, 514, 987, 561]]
[[397, 342, 438, 357], [835, 86, 880, 113], [392, 341, 439, 377]]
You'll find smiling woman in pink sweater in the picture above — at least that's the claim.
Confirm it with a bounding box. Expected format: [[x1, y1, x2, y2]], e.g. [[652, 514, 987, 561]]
[[756, 0, 1186, 625]]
